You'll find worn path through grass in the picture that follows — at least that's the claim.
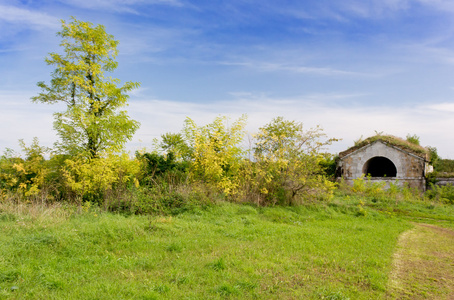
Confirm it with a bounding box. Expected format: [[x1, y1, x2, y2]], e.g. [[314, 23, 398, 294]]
[[388, 223, 454, 299]]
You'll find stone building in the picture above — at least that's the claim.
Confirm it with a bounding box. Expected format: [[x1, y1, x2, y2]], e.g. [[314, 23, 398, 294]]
[[337, 135, 431, 191]]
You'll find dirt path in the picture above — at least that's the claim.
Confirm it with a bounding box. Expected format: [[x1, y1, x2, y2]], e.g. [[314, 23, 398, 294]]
[[387, 223, 454, 299]]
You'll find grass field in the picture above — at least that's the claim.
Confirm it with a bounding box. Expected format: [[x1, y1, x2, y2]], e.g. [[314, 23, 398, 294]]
[[0, 196, 453, 299]]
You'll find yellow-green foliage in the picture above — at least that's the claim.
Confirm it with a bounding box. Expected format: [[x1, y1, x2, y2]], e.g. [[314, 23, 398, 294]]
[[0, 138, 50, 199], [348, 175, 421, 203], [351, 174, 386, 197], [242, 117, 337, 205], [0, 153, 22, 195], [62, 152, 141, 201], [157, 132, 192, 161], [183, 115, 247, 195], [426, 184, 454, 204], [32, 17, 140, 158]]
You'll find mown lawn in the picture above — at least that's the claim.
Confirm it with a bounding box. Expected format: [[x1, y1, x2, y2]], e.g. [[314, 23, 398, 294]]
[[0, 198, 442, 299]]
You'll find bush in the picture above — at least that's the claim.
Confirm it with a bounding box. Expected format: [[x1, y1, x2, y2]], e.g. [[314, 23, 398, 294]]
[[238, 117, 337, 205], [0, 139, 51, 200], [61, 152, 141, 202], [183, 115, 247, 195], [136, 151, 188, 186], [103, 182, 213, 215], [425, 184, 454, 204], [344, 175, 422, 203], [434, 159, 454, 173]]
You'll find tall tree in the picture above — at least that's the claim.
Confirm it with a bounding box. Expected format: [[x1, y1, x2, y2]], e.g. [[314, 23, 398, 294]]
[[32, 17, 140, 158]]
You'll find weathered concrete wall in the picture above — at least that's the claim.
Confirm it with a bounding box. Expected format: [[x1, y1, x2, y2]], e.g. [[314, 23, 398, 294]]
[[338, 141, 427, 191], [435, 178, 454, 187]]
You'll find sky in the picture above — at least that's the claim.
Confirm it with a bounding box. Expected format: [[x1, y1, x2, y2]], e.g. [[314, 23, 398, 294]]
[[1, 0, 454, 158]]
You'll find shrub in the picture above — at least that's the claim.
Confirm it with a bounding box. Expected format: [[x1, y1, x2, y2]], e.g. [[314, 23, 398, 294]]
[[183, 115, 247, 195], [346, 175, 421, 204], [136, 152, 188, 186], [61, 152, 141, 202], [0, 139, 51, 200], [239, 117, 337, 205], [104, 182, 213, 215], [425, 184, 454, 204]]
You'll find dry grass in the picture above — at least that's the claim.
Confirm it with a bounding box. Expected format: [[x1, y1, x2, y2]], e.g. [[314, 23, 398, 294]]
[[0, 200, 76, 226], [387, 223, 454, 299]]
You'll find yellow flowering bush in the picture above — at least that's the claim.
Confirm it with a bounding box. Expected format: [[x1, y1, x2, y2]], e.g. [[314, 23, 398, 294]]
[[183, 115, 247, 195], [0, 138, 50, 199], [242, 117, 337, 205], [62, 152, 141, 201]]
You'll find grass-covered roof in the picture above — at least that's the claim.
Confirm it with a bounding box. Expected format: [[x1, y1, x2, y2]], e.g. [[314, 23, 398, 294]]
[[339, 135, 429, 159]]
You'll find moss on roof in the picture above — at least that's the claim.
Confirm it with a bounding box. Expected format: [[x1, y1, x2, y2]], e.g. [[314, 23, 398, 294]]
[[339, 135, 429, 159]]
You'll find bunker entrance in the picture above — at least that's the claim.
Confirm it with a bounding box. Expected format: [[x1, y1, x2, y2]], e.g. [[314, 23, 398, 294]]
[[363, 156, 397, 177]]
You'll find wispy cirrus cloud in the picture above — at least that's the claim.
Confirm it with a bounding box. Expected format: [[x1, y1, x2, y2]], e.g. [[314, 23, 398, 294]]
[[0, 4, 60, 29], [219, 60, 370, 77], [336, 0, 410, 18], [335, 0, 454, 19], [117, 25, 198, 58], [271, 0, 454, 22], [59, 0, 184, 14], [416, 0, 454, 12], [262, 0, 410, 22]]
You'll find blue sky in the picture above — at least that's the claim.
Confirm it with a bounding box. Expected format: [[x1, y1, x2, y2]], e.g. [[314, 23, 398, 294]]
[[1, 0, 454, 157]]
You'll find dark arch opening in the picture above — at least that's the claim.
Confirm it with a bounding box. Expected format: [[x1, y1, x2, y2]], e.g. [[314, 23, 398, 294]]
[[363, 156, 397, 177]]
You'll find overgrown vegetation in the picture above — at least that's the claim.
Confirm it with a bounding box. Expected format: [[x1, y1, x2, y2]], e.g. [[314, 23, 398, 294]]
[[243, 117, 337, 205], [0, 18, 338, 210], [425, 148, 454, 181], [345, 134, 429, 158], [0, 115, 339, 212]]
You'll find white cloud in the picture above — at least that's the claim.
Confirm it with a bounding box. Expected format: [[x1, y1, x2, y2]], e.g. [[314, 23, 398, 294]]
[[416, 0, 454, 12], [424, 102, 454, 113], [219, 61, 369, 77], [60, 0, 184, 13], [276, 0, 454, 21], [0, 92, 59, 152], [339, 0, 454, 18], [117, 25, 197, 58], [269, 0, 410, 21], [0, 5, 60, 29], [126, 94, 454, 158], [339, 0, 410, 17], [2, 90, 453, 158]]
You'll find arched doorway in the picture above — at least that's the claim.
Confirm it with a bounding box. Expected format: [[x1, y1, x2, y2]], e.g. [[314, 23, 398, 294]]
[[363, 156, 397, 177]]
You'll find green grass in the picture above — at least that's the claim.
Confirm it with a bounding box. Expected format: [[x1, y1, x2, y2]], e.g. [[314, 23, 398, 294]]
[[0, 198, 451, 299]]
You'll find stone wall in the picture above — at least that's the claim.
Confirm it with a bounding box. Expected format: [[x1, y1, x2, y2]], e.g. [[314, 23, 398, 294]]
[[338, 141, 427, 191], [435, 178, 454, 187]]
